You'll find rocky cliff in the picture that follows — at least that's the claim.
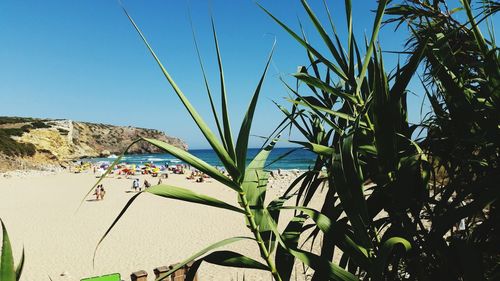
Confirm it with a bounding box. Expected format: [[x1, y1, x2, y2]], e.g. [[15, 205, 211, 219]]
[[0, 117, 187, 171]]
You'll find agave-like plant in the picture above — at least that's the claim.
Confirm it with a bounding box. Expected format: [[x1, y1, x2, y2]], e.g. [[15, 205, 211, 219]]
[[0, 219, 24, 281], [260, 0, 430, 279], [264, 0, 499, 280], [86, 3, 372, 281], [385, 0, 500, 279], [88, 0, 499, 279]]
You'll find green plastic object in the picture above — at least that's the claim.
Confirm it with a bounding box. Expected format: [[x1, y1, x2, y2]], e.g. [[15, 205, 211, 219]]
[[81, 273, 121, 281]]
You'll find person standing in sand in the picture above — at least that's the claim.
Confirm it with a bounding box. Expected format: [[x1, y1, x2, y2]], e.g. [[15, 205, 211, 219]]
[[132, 178, 139, 191], [99, 185, 106, 200], [137, 179, 142, 192], [94, 185, 101, 200]]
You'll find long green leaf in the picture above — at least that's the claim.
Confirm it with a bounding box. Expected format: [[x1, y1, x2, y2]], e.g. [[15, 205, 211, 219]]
[[15, 249, 23, 281], [185, 250, 269, 281], [202, 250, 268, 270], [286, 247, 359, 281], [355, 0, 389, 98], [235, 42, 275, 176], [300, 0, 348, 75], [121, 6, 239, 178], [337, 135, 372, 248], [286, 97, 364, 125], [259, 4, 348, 81], [289, 140, 335, 156], [389, 37, 428, 99], [372, 46, 398, 175], [189, 15, 226, 152], [265, 214, 359, 281], [460, 0, 500, 106], [142, 138, 240, 192], [322, 0, 346, 65], [159, 237, 255, 281], [211, 17, 236, 162], [0, 219, 15, 281], [240, 139, 278, 252], [240, 206, 361, 281], [241, 139, 277, 206], [273, 100, 312, 139], [369, 237, 411, 279], [345, 0, 356, 83], [277, 206, 370, 268], [461, 0, 489, 55], [275, 215, 307, 281], [146, 184, 245, 214], [282, 81, 343, 134], [294, 73, 360, 105]]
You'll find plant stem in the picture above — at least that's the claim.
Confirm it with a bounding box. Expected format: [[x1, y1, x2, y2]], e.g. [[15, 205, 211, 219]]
[[238, 192, 283, 281]]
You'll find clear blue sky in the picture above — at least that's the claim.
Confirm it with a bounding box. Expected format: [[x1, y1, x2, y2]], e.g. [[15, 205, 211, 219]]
[[0, 1, 494, 148]]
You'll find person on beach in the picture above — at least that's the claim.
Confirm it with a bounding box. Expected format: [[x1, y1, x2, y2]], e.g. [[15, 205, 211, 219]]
[[157, 178, 162, 185], [144, 179, 151, 188], [99, 185, 106, 200], [132, 178, 139, 191], [137, 179, 142, 192], [94, 184, 101, 200]]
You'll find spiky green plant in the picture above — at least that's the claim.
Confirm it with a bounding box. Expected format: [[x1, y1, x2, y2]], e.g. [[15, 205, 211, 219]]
[[0, 219, 24, 281], [260, 0, 425, 279], [385, 1, 500, 279], [88, 0, 499, 280], [87, 3, 369, 281], [265, 0, 499, 280]]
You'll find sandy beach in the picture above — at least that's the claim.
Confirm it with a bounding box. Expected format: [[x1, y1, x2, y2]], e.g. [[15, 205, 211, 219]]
[[0, 169, 320, 281]]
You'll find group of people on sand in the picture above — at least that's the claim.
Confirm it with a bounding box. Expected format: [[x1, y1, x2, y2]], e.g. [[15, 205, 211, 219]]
[[131, 178, 158, 192], [186, 170, 211, 183], [94, 184, 106, 200], [91, 176, 164, 201], [132, 178, 141, 191]]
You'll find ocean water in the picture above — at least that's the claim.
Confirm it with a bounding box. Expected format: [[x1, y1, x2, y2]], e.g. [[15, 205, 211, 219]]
[[88, 147, 316, 170]]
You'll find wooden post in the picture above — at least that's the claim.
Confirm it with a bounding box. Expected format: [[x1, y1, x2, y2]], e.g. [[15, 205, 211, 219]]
[[170, 264, 185, 281], [160, 262, 198, 281], [154, 266, 171, 281], [131, 270, 148, 281]]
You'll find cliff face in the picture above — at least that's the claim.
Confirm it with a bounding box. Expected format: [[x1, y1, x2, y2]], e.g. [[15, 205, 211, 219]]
[[0, 117, 187, 171]]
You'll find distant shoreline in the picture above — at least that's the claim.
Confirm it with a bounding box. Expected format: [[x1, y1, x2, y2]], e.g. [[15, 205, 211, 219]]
[[85, 147, 317, 171]]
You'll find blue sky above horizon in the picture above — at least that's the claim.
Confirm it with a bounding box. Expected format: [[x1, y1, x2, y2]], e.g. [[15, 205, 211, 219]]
[[0, 1, 497, 149]]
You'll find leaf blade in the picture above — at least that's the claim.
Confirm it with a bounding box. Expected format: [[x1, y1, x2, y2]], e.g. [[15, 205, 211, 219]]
[[0, 219, 15, 281], [146, 184, 245, 214], [160, 237, 256, 280], [235, 42, 275, 176], [121, 6, 239, 178], [142, 138, 240, 192], [211, 17, 236, 163]]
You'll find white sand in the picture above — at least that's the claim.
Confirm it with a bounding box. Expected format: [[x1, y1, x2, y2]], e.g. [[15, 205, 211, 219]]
[[0, 170, 319, 281]]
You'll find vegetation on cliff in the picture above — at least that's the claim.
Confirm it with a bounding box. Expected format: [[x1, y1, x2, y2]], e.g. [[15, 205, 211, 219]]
[[0, 116, 187, 171]]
